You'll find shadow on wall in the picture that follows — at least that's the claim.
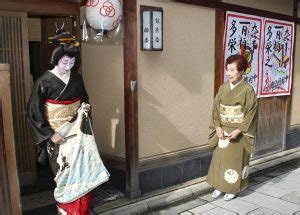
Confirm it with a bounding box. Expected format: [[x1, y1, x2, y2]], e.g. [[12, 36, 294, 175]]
[[139, 87, 200, 158]]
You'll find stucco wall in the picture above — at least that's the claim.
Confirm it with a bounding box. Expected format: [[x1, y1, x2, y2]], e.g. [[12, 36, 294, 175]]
[[81, 0, 296, 160], [222, 0, 294, 16], [81, 44, 125, 158], [290, 25, 300, 126], [137, 1, 215, 158]]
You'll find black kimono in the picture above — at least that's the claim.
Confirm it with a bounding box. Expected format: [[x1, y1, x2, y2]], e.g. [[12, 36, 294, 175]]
[[27, 70, 89, 145], [27, 71, 110, 205], [27, 71, 89, 173]]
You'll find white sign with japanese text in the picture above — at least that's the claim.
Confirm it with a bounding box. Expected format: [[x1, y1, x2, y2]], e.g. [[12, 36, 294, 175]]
[[142, 11, 151, 50], [260, 18, 294, 97], [152, 11, 163, 50], [223, 12, 263, 95]]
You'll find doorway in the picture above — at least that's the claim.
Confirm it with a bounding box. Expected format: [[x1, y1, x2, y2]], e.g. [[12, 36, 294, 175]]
[[21, 14, 125, 214]]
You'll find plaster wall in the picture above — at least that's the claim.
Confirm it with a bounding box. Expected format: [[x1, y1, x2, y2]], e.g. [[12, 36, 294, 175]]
[[81, 44, 125, 158], [137, 1, 215, 158]]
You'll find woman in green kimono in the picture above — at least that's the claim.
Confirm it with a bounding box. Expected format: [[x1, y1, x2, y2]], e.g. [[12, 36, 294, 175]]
[[207, 54, 258, 201]]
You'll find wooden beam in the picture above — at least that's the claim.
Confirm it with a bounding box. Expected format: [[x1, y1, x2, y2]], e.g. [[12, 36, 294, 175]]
[[139, 146, 211, 171], [294, 1, 300, 23], [0, 64, 22, 215], [219, 2, 295, 22], [123, 0, 141, 199], [175, 0, 217, 8], [176, 0, 297, 22], [294, 0, 298, 18], [286, 0, 297, 133], [214, 9, 225, 96], [286, 24, 297, 133], [80, 0, 88, 6], [0, 1, 79, 16]]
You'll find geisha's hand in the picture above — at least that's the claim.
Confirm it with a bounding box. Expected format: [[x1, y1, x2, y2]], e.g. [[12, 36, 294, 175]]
[[81, 103, 91, 115], [83, 104, 90, 112], [227, 129, 241, 140], [216, 127, 224, 139], [50, 132, 65, 145]]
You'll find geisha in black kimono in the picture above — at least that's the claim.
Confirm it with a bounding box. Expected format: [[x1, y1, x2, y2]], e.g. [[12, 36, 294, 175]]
[[27, 30, 109, 215]]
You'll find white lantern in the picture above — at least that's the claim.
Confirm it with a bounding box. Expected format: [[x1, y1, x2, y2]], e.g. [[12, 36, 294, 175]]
[[85, 0, 122, 31]]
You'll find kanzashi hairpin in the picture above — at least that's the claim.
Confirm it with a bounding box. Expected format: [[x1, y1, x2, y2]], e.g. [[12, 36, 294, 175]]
[[48, 23, 80, 46]]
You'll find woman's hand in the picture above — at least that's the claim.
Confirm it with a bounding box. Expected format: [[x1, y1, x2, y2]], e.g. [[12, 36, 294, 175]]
[[228, 129, 241, 140], [216, 127, 224, 139], [50, 132, 65, 145]]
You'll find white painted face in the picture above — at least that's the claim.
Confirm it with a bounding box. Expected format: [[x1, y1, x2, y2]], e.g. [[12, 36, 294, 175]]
[[225, 62, 243, 85], [57, 55, 75, 73]]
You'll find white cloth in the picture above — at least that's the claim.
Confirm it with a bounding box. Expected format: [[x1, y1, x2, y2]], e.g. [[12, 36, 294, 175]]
[[230, 79, 243, 90], [53, 103, 110, 203], [218, 131, 230, 148]]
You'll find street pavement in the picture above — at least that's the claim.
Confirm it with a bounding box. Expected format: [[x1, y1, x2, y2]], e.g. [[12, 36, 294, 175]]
[[148, 160, 300, 215], [23, 157, 300, 214]]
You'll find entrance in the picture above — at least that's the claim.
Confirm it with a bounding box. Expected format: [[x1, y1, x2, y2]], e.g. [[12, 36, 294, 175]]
[[22, 14, 125, 214], [0, 10, 125, 214]]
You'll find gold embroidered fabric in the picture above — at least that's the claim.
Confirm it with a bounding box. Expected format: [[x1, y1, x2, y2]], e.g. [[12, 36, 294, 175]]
[[44, 101, 80, 130], [219, 103, 244, 124]]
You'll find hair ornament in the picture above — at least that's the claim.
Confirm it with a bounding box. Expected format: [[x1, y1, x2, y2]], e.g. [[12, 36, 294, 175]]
[[48, 23, 80, 47]]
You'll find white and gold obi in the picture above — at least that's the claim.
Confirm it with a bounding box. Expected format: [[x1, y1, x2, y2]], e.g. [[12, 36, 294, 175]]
[[219, 103, 244, 124], [44, 99, 81, 130]]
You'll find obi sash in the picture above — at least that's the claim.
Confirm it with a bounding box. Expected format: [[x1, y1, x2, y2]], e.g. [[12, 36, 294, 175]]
[[44, 98, 81, 130], [219, 103, 244, 124]]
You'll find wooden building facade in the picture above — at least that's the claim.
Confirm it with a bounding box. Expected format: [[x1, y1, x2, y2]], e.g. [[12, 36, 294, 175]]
[[81, 0, 300, 197], [0, 0, 300, 213], [82, 0, 300, 197]]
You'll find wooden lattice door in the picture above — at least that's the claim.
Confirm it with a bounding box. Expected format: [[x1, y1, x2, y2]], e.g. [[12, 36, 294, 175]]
[[0, 11, 35, 185]]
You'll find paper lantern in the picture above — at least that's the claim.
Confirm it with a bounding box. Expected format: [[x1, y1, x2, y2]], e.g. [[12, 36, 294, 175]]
[[85, 0, 122, 31]]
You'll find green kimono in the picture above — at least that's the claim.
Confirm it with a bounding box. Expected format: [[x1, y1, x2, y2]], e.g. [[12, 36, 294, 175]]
[[207, 80, 258, 194]]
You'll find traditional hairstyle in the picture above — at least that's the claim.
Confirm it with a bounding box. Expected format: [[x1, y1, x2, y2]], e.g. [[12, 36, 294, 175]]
[[225, 54, 248, 73], [48, 25, 80, 73]]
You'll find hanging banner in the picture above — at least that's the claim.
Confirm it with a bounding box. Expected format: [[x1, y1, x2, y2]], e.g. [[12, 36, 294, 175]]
[[260, 18, 294, 97], [223, 12, 263, 95]]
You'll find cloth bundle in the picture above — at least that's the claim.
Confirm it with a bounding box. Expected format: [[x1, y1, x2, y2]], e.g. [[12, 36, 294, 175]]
[[53, 103, 110, 203]]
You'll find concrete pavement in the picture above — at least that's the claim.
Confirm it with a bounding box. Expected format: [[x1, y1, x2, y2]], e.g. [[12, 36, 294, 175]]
[[94, 148, 300, 214], [149, 159, 300, 215], [22, 149, 300, 214]]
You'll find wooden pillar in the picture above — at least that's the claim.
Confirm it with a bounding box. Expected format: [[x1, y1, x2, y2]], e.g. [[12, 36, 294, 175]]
[[0, 64, 22, 215], [123, 0, 141, 198], [287, 0, 298, 132], [214, 9, 225, 95]]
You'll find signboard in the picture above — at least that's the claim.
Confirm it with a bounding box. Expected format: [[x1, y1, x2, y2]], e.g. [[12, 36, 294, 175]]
[[224, 12, 263, 95], [260, 18, 294, 97]]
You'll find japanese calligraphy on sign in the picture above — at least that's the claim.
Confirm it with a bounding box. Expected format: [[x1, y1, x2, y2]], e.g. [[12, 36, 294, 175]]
[[142, 11, 151, 50], [141, 7, 163, 51], [223, 12, 263, 95], [152, 11, 163, 50], [260, 19, 294, 97]]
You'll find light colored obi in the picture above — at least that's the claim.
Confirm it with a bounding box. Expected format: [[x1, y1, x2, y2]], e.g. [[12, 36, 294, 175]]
[[44, 98, 81, 130], [219, 103, 244, 124]]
